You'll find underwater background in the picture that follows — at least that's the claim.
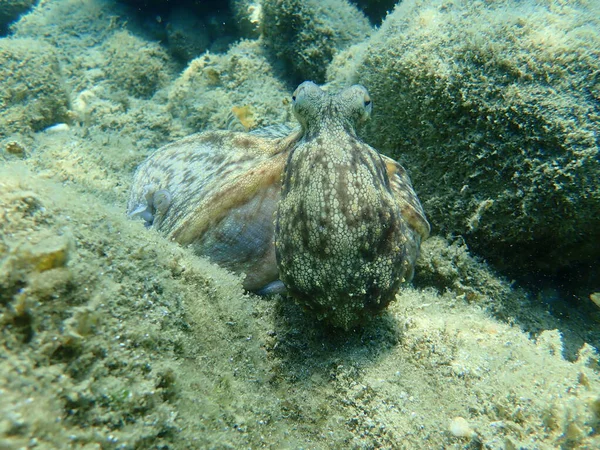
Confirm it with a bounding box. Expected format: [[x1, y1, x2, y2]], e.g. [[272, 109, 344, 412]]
[[0, 0, 599, 448]]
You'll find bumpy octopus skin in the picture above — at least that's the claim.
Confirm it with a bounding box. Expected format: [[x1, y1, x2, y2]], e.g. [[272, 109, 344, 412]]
[[127, 81, 429, 329], [275, 82, 430, 329]]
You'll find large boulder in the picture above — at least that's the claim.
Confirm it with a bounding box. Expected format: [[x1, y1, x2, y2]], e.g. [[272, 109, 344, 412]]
[[101, 30, 175, 98], [330, 0, 600, 276]]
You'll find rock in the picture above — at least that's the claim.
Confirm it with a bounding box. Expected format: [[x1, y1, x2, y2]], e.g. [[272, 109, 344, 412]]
[[4, 140, 26, 157], [448, 416, 475, 438], [229, 0, 262, 38], [330, 0, 600, 276], [102, 30, 175, 98], [165, 7, 210, 62], [0, 38, 70, 138], [167, 40, 290, 133], [261, 0, 372, 83]]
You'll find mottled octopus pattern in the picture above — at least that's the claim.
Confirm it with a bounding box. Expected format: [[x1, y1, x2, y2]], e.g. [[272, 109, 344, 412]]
[[128, 81, 430, 329]]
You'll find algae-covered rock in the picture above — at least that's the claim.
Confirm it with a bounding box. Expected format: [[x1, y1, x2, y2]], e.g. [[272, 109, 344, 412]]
[[0, 38, 69, 138], [11, 0, 125, 50], [0, 163, 251, 448], [336, 0, 600, 275], [168, 39, 291, 132], [102, 30, 175, 98], [415, 235, 509, 306], [230, 0, 262, 38], [165, 7, 210, 62], [261, 0, 372, 83]]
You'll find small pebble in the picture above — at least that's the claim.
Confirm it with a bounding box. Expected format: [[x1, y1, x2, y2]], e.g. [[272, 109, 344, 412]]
[[44, 123, 70, 133], [22, 236, 72, 272], [449, 416, 474, 438], [5, 140, 26, 156]]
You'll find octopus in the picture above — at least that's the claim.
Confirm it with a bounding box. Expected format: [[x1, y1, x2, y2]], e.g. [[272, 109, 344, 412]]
[[128, 81, 430, 329]]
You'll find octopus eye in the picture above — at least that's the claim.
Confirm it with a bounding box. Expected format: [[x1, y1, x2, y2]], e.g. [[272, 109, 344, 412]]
[[292, 85, 305, 104], [292, 81, 321, 107], [361, 92, 373, 118]]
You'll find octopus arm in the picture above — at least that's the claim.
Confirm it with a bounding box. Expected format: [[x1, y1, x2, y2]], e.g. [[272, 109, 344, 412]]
[[382, 155, 431, 240]]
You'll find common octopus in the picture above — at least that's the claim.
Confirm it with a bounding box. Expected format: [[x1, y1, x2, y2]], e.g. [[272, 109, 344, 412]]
[[128, 81, 430, 329]]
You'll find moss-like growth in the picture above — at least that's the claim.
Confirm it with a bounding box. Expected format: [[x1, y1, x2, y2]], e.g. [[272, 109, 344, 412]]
[[0, 163, 251, 449], [168, 40, 291, 132], [415, 235, 510, 306], [0, 38, 69, 138], [261, 0, 372, 83], [102, 30, 174, 98], [337, 0, 600, 275]]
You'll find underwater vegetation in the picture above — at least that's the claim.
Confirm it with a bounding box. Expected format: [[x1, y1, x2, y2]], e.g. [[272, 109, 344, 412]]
[[343, 0, 600, 280]]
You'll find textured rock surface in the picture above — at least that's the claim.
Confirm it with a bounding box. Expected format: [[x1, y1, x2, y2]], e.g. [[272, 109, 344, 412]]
[[165, 7, 210, 62], [262, 0, 372, 83], [230, 0, 262, 38], [0, 38, 69, 138], [333, 0, 600, 275], [168, 40, 290, 132], [102, 30, 175, 98]]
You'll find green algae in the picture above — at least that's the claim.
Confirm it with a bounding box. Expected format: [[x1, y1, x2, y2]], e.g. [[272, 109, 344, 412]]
[[330, 0, 600, 278]]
